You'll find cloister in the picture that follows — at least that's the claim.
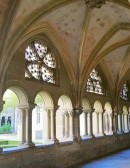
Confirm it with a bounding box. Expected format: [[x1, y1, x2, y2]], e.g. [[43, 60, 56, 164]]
[[0, 0, 130, 168]]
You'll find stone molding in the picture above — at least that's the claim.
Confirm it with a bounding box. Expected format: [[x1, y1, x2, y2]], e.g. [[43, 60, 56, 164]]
[[85, 0, 105, 8]]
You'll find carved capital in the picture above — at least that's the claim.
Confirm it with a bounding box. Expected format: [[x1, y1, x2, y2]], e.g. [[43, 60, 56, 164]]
[[68, 110, 75, 116], [85, 0, 105, 8], [63, 111, 69, 116], [28, 103, 36, 111], [73, 106, 83, 116]]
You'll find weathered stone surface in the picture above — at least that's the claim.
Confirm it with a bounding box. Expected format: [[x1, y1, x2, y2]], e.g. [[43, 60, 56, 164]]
[[85, 0, 105, 8], [0, 134, 130, 168]]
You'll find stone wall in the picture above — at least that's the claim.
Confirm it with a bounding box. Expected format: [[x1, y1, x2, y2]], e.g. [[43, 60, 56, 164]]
[[0, 134, 130, 168]]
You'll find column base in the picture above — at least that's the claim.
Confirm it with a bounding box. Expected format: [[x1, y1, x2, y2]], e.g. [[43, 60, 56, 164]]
[[51, 138, 59, 144], [99, 133, 105, 136], [87, 133, 95, 138], [69, 136, 77, 142], [117, 131, 123, 134], [24, 142, 35, 147], [124, 130, 129, 133], [73, 136, 82, 142], [19, 141, 26, 146]]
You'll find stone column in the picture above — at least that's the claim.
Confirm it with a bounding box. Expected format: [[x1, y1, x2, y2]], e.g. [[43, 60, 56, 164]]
[[0, 100, 4, 153], [113, 112, 118, 134], [104, 113, 109, 134], [128, 113, 130, 131], [124, 114, 129, 133], [128, 114, 130, 131], [25, 103, 35, 147], [95, 112, 99, 135], [18, 107, 26, 145], [62, 112, 65, 137], [64, 111, 69, 138], [87, 111, 93, 137], [98, 112, 104, 136], [74, 107, 83, 141], [117, 114, 123, 133], [46, 109, 51, 141], [122, 114, 125, 131], [82, 112, 88, 136], [109, 113, 113, 134], [69, 110, 76, 141], [50, 106, 59, 144]]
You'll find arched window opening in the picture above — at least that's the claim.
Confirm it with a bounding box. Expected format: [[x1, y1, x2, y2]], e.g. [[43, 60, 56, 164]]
[[93, 100, 103, 137], [104, 102, 113, 135], [56, 95, 73, 142], [120, 83, 129, 101], [32, 91, 54, 145], [25, 41, 56, 84], [87, 69, 104, 95], [80, 98, 92, 139], [122, 106, 129, 133], [0, 89, 19, 149]]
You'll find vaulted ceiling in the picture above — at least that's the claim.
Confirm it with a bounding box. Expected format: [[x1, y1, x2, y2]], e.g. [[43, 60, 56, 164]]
[[0, 0, 130, 98]]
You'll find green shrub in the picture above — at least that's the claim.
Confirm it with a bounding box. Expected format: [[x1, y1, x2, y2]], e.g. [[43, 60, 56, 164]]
[[0, 123, 13, 134]]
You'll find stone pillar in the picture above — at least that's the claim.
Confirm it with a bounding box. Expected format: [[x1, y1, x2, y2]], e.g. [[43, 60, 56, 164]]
[[74, 107, 83, 141], [117, 114, 123, 133], [62, 112, 65, 137], [0, 100, 5, 152], [64, 111, 69, 138], [18, 107, 26, 145], [50, 107, 59, 144], [69, 110, 76, 141], [87, 111, 93, 137], [122, 114, 125, 131], [104, 113, 109, 134], [82, 112, 88, 136], [46, 109, 51, 141], [128, 113, 130, 131], [124, 114, 129, 133], [109, 113, 113, 134], [112, 112, 117, 134], [96, 112, 99, 135], [25, 103, 35, 147], [98, 112, 104, 136]]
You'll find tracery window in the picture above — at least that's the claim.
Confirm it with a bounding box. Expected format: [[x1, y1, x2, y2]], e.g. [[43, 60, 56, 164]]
[[120, 83, 129, 100], [25, 41, 56, 84], [87, 69, 104, 95]]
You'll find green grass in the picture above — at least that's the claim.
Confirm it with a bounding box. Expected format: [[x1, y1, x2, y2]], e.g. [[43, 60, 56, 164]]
[[0, 140, 19, 148]]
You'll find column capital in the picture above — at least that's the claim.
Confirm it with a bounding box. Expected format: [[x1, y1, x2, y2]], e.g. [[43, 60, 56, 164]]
[[113, 111, 118, 116], [103, 109, 106, 113], [73, 106, 83, 116], [68, 110, 75, 116], [84, 109, 91, 113], [54, 105, 59, 111], [17, 105, 28, 110], [28, 103, 36, 111], [63, 111, 69, 116]]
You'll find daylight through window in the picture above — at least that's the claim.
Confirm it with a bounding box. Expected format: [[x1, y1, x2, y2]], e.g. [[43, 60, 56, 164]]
[[25, 41, 56, 84]]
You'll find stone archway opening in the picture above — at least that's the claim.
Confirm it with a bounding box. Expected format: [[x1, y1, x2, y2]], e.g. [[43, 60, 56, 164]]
[[80, 98, 92, 139], [93, 100, 103, 137], [32, 91, 54, 145], [56, 95, 73, 142], [104, 102, 113, 135], [122, 106, 129, 133], [0, 87, 28, 149]]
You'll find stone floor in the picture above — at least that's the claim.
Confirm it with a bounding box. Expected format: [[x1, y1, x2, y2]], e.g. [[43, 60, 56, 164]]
[[70, 149, 130, 168]]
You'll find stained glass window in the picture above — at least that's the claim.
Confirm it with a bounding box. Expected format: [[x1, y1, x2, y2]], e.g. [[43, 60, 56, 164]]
[[25, 41, 56, 84], [87, 69, 104, 95], [120, 83, 128, 100]]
